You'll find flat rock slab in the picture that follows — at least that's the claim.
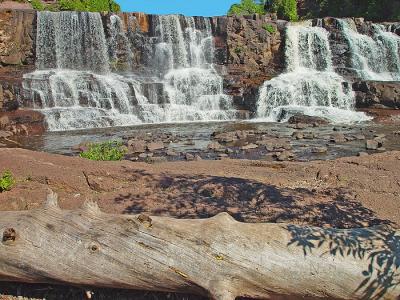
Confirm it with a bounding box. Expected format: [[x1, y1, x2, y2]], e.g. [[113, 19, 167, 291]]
[[0, 148, 399, 228]]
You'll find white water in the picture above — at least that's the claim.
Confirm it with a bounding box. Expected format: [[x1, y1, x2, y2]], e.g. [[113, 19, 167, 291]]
[[154, 15, 235, 121], [23, 12, 234, 131], [256, 23, 369, 123], [339, 19, 400, 81]]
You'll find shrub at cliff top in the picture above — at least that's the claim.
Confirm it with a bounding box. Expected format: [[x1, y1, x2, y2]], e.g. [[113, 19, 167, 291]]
[[25, 0, 121, 12], [228, 0, 266, 16], [299, 0, 400, 21], [270, 0, 298, 21], [228, 0, 298, 21], [58, 0, 120, 12]]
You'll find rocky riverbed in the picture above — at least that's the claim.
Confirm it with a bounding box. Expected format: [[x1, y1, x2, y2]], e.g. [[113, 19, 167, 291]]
[[1, 110, 398, 164], [1, 116, 400, 299]]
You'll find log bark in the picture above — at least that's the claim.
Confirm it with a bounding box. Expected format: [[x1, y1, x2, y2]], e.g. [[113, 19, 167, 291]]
[[0, 192, 399, 300]]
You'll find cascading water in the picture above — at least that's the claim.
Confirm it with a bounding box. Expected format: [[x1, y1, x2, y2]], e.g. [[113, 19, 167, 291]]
[[23, 12, 234, 131], [153, 15, 234, 122], [256, 23, 369, 123], [339, 19, 400, 81]]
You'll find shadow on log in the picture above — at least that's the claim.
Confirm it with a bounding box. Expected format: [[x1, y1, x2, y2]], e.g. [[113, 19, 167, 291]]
[[0, 191, 399, 300]]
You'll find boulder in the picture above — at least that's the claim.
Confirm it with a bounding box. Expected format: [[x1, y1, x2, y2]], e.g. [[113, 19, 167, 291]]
[[311, 146, 328, 153], [128, 140, 146, 153], [330, 133, 346, 143], [146, 142, 165, 151], [207, 142, 223, 151], [353, 81, 400, 109], [241, 143, 258, 150], [288, 114, 330, 125]]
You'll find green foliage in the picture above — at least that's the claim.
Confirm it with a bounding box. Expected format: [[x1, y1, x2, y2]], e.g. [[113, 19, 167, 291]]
[[80, 141, 126, 161], [234, 46, 243, 54], [30, 0, 45, 10], [58, 0, 121, 12], [0, 170, 15, 192], [270, 0, 298, 21], [228, 0, 266, 16], [298, 0, 400, 21], [263, 23, 277, 33]]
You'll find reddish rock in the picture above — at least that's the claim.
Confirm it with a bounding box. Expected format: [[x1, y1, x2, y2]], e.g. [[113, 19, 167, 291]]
[[0, 109, 45, 136]]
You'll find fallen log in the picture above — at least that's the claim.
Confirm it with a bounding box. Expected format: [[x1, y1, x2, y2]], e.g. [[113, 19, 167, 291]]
[[0, 191, 399, 300]]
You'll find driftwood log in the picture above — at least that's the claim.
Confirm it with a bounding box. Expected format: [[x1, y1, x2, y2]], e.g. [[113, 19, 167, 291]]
[[0, 192, 399, 300]]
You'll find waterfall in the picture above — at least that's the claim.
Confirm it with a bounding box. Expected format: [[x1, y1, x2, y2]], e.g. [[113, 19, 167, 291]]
[[339, 19, 400, 81], [256, 23, 369, 123], [23, 12, 234, 131], [35, 11, 110, 73], [153, 15, 234, 122]]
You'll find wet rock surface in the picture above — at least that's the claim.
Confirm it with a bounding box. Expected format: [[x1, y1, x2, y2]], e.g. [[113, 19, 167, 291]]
[[7, 115, 399, 164], [353, 81, 400, 109]]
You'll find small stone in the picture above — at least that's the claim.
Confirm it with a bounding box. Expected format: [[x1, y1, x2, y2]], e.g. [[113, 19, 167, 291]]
[[358, 152, 369, 157], [138, 153, 148, 159], [128, 140, 146, 153], [293, 123, 307, 130], [194, 155, 203, 161], [185, 153, 195, 161], [146, 142, 165, 151], [166, 150, 179, 156], [311, 146, 328, 153], [150, 156, 168, 163], [303, 132, 316, 140], [277, 151, 295, 161], [330, 133, 346, 143], [225, 148, 234, 154], [366, 140, 379, 150], [0, 115, 10, 127], [218, 153, 229, 158], [241, 143, 258, 150], [354, 134, 366, 140], [184, 140, 195, 146], [0, 130, 12, 138], [207, 142, 223, 150], [292, 132, 304, 140]]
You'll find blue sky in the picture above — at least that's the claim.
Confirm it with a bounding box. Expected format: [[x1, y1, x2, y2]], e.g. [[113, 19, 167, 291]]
[[117, 0, 238, 16]]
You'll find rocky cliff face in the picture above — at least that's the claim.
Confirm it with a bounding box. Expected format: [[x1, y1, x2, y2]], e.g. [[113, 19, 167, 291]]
[[0, 9, 399, 118], [0, 9, 35, 115], [0, 9, 35, 66], [218, 14, 286, 110], [353, 81, 400, 109]]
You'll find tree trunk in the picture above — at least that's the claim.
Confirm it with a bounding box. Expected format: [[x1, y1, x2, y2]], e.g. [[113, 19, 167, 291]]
[[0, 192, 399, 300]]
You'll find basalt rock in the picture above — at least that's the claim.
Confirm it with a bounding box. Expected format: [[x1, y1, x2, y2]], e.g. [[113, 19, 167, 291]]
[[353, 81, 400, 109], [0, 109, 45, 136], [0, 9, 35, 66]]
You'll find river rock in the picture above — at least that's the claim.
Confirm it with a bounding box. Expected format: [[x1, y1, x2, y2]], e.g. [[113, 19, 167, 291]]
[[353, 81, 400, 109], [330, 133, 346, 143], [146, 142, 165, 151], [166, 150, 179, 156], [0, 130, 12, 138], [288, 114, 330, 125], [241, 143, 258, 150], [185, 153, 195, 161], [149, 156, 168, 163], [292, 132, 304, 140], [311, 146, 328, 153], [366, 140, 380, 150], [213, 132, 237, 143], [128, 140, 146, 153], [276, 150, 294, 161], [207, 142, 223, 150]]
